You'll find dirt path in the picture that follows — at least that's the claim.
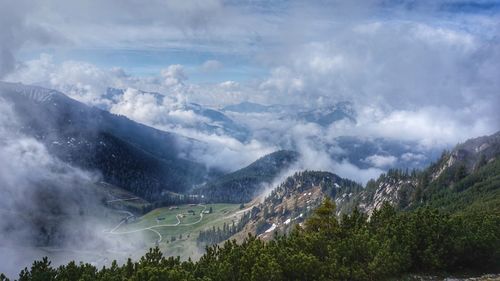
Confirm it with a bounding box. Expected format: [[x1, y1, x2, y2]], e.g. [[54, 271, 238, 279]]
[[106, 204, 207, 243], [148, 228, 162, 243], [224, 198, 260, 219], [108, 210, 135, 233], [106, 197, 140, 203]]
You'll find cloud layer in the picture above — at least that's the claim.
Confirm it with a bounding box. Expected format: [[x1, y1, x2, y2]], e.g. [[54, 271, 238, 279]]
[[0, 100, 144, 277], [1, 0, 499, 180]]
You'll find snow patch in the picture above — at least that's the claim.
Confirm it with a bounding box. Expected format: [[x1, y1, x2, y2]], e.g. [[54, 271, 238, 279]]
[[265, 223, 277, 233]]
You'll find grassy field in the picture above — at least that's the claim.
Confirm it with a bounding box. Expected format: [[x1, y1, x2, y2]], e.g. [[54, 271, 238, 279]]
[[111, 203, 241, 259], [95, 182, 150, 213]]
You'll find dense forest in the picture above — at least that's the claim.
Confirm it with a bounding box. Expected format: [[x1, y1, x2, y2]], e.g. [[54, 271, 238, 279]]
[[3, 199, 498, 281], [0, 84, 210, 201], [193, 150, 299, 203], [414, 156, 500, 214], [358, 153, 500, 215], [196, 206, 256, 245], [64, 132, 205, 200]]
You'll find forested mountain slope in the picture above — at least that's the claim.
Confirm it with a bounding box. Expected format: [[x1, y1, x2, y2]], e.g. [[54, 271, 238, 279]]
[[0, 82, 210, 200], [225, 131, 500, 240], [2, 131, 499, 280], [342, 131, 500, 215], [229, 171, 363, 241], [193, 150, 299, 203]]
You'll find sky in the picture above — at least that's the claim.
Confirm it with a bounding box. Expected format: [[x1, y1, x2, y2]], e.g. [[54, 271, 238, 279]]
[[0, 1, 498, 99], [1, 0, 499, 174]]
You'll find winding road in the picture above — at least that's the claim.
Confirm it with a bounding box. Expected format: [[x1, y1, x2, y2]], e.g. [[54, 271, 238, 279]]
[[106, 204, 207, 244], [106, 197, 140, 203]]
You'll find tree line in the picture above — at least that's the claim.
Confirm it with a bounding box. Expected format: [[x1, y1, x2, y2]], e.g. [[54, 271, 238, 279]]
[[3, 199, 498, 281]]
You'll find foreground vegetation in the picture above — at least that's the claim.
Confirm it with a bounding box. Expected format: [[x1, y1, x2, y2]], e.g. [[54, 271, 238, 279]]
[[3, 199, 498, 281]]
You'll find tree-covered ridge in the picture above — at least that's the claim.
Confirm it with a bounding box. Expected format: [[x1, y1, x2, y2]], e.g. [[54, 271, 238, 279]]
[[414, 156, 500, 214], [383, 151, 500, 214], [4, 200, 498, 281], [193, 150, 299, 203], [220, 170, 363, 242], [0, 82, 210, 201], [266, 171, 362, 204], [347, 131, 500, 215], [194, 133, 500, 255]]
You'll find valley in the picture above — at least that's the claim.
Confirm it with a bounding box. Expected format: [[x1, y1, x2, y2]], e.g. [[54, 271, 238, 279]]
[[106, 203, 242, 258], [0, 85, 498, 280]]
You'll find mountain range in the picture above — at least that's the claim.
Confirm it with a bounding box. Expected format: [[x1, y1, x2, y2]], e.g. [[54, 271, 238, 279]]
[[0, 82, 210, 201], [226, 131, 500, 239], [1, 82, 499, 280], [106, 88, 251, 142]]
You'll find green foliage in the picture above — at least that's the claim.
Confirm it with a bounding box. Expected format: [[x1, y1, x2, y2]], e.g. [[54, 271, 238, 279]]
[[304, 198, 339, 236], [7, 199, 499, 281], [416, 158, 500, 214]]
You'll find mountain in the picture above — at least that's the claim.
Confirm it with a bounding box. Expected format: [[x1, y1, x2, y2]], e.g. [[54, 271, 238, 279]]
[[225, 131, 500, 240], [230, 170, 363, 240], [107, 88, 250, 142], [341, 131, 500, 215], [295, 101, 356, 126], [0, 82, 211, 201], [222, 101, 296, 114], [193, 150, 300, 203], [224, 101, 440, 171], [223, 101, 356, 127], [222, 101, 271, 113], [184, 102, 250, 142], [332, 136, 443, 170]]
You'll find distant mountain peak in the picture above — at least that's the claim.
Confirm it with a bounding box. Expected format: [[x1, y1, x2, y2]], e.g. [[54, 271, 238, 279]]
[[222, 101, 271, 113], [296, 101, 356, 126], [0, 81, 65, 104]]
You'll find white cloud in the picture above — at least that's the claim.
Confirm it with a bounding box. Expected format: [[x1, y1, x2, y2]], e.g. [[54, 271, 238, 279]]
[[401, 152, 427, 163], [106, 86, 273, 172], [363, 154, 398, 168], [259, 67, 304, 99], [161, 64, 187, 87], [332, 160, 384, 185], [0, 100, 144, 277], [201, 60, 223, 72], [0, 1, 64, 78], [352, 105, 496, 147], [6, 55, 126, 107], [2, 0, 499, 181]]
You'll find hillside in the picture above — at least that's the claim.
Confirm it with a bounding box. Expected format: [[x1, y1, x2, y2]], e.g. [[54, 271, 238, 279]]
[[0, 82, 210, 201], [223, 131, 500, 240], [9, 192, 499, 281], [2, 131, 499, 280], [228, 171, 363, 240], [192, 150, 300, 203], [342, 131, 500, 215]]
